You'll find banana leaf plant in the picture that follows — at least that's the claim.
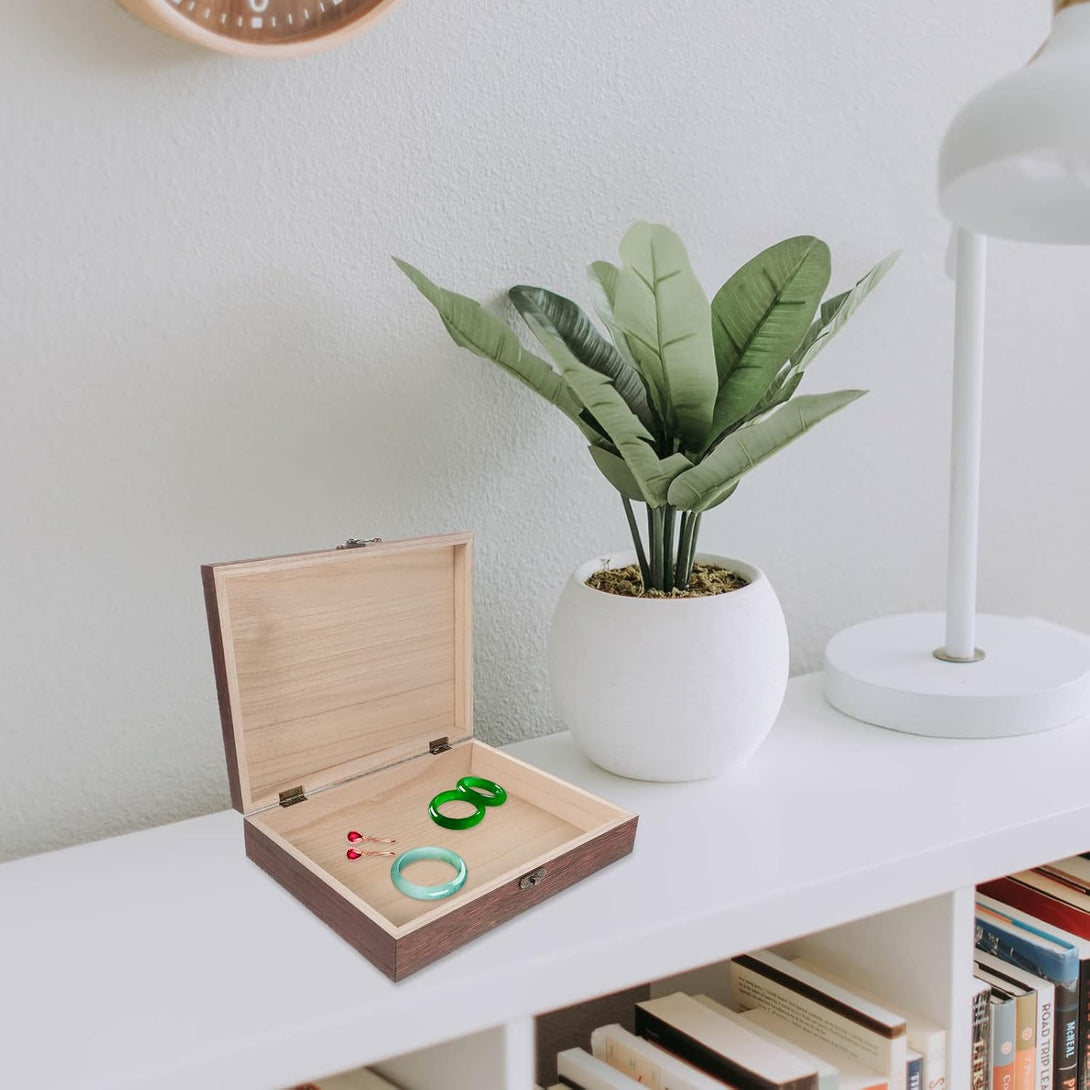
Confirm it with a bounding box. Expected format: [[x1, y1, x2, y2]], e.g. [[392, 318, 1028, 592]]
[[396, 223, 896, 593]]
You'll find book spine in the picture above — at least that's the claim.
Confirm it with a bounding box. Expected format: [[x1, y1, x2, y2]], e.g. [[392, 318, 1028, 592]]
[[1054, 977, 1080, 1090], [973, 988, 992, 1090], [634, 1006, 816, 1090], [975, 912, 1072, 985], [1042, 982, 1056, 1090], [993, 996, 1016, 1090], [913, 1032, 946, 1090], [597, 1032, 657, 1086], [907, 1053, 922, 1090], [1013, 992, 1036, 1090], [1079, 959, 1090, 1090]]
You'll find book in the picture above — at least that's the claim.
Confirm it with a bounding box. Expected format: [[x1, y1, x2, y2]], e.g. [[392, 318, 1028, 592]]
[[586, 1027, 730, 1090], [557, 1044, 644, 1089], [972, 977, 993, 1090], [976, 951, 1053, 1090], [974, 967, 1036, 1090], [635, 992, 820, 1090], [1022, 869, 1090, 912], [979, 882, 1090, 1090], [987, 988, 1017, 1090], [730, 950, 908, 1090], [907, 1050, 922, 1090], [792, 957, 947, 1090], [691, 995, 840, 1090], [291, 1070, 399, 1089], [733, 1005, 890, 1090], [1040, 858, 1090, 893]]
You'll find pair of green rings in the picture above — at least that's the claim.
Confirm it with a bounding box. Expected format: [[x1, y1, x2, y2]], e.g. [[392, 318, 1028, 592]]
[[428, 775, 507, 830], [389, 777, 507, 902]]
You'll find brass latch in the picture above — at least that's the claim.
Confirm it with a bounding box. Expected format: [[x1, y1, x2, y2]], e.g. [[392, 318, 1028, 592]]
[[519, 867, 547, 890], [278, 785, 307, 807], [429, 737, 452, 754]]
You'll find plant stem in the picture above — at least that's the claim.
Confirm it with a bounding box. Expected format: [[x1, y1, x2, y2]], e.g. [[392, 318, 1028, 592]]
[[622, 496, 652, 589], [662, 505, 676, 593], [675, 510, 694, 590], [682, 512, 703, 585], [649, 505, 665, 592]]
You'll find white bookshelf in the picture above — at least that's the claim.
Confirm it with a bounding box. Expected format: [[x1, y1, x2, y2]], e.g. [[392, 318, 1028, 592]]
[[3, 673, 1089, 1089]]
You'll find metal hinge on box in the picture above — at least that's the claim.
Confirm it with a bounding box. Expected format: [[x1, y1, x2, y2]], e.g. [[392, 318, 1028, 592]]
[[429, 737, 452, 755], [337, 538, 383, 550], [278, 785, 307, 807]]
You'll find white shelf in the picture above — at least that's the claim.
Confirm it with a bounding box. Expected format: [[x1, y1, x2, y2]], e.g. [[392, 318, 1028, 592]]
[[3, 674, 1090, 1089]]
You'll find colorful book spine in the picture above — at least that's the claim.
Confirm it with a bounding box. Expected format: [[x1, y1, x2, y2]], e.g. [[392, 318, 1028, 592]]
[[972, 979, 993, 1090], [907, 1050, 922, 1090], [991, 992, 1016, 1090], [1013, 985, 1037, 1090]]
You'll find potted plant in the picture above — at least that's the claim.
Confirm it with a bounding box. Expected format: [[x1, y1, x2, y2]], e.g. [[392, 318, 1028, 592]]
[[396, 223, 895, 781]]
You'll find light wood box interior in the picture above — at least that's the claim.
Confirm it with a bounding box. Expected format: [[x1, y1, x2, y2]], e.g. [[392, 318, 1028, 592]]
[[203, 533, 636, 956]]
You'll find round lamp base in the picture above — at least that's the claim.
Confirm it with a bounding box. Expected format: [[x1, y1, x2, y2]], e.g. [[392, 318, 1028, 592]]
[[824, 613, 1090, 738]]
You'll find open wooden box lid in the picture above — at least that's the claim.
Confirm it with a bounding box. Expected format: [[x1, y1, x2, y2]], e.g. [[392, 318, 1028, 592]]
[[202, 533, 473, 815]]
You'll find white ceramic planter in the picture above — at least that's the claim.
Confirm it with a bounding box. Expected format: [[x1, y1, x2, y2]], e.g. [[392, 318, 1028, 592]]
[[547, 552, 789, 782]]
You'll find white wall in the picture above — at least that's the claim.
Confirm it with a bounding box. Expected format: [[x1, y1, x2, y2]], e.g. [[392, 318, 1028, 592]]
[[2, 0, 1088, 862]]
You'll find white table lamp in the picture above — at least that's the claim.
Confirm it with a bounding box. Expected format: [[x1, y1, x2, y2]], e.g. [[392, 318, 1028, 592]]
[[824, 0, 1090, 738]]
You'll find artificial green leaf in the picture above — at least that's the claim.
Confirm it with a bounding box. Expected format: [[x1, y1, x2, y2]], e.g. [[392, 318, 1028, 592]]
[[698, 480, 740, 513], [667, 390, 865, 511], [709, 236, 831, 443], [508, 285, 658, 435], [587, 260, 640, 368], [747, 251, 899, 422], [612, 223, 718, 451], [588, 443, 691, 503], [395, 259, 596, 437], [508, 284, 682, 507], [791, 251, 898, 375]]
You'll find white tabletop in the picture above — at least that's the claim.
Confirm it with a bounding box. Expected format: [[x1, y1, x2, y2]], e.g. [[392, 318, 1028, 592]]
[[3, 674, 1090, 1090]]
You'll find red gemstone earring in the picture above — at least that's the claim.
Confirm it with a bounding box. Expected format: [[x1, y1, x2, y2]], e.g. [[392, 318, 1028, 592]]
[[345, 830, 396, 861]]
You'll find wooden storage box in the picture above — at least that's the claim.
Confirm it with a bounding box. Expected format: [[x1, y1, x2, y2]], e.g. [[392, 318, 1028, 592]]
[[202, 533, 637, 981]]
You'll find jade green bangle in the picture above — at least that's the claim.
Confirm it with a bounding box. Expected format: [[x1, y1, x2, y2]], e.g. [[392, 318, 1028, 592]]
[[390, 846, 467, 901], [428, 789, 486, 830], [457, 775, 507, 807]]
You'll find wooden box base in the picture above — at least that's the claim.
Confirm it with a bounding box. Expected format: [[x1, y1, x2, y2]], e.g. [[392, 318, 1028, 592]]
[[243, 740, 637, 981]]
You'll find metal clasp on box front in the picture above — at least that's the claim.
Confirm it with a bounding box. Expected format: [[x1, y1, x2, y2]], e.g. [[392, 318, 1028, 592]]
[[518, 867, 547, 890]]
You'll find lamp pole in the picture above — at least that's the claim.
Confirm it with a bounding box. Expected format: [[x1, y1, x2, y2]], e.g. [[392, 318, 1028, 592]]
[[937, 230, 987, 664]]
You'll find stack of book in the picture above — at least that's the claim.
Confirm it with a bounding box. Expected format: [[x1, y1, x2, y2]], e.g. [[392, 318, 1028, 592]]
[[540, 948, 945, 1090], [973, 855, 1090, 1090]]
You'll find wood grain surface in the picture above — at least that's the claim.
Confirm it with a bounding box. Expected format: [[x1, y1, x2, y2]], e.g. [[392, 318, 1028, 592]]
[[202, 534, 473, 813]]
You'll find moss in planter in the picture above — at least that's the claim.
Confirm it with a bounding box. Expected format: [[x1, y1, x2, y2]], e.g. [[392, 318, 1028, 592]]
[[586, 562, 748, 599]]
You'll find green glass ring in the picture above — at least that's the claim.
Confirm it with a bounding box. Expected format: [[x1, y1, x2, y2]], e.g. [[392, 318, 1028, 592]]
[[457, 775, 507, 807], [390, 846, 467, 901], [428, 789, 486, 830]]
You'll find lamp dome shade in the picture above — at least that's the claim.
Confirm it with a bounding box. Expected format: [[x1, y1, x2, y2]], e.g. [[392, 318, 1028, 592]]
[[939, 5, 1090, 243]]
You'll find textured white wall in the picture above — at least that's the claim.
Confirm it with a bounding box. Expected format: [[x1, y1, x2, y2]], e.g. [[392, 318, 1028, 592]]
[[2, 0, 1088, 862]]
